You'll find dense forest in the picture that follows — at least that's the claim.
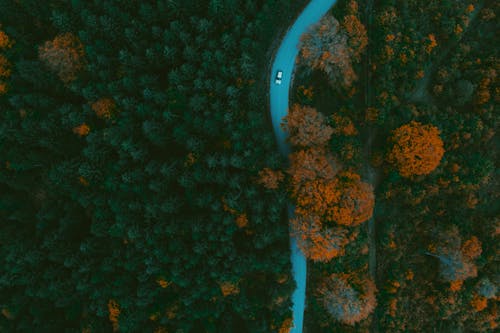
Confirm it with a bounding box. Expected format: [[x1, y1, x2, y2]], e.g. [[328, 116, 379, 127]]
[[0, 0, 498, 332], [287, 0, 498, 331], [0, 1, 309, 332]]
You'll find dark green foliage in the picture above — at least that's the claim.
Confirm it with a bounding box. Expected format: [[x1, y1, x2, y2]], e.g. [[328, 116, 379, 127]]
[[0, 0, 308, 331]]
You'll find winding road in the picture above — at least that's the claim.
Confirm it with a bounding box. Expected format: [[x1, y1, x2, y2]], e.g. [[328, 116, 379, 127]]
[[269, 1, 338, 332]]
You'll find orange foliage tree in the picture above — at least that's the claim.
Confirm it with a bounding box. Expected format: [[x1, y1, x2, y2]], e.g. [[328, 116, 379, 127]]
[[388, 121, 445, 177], [316, 273, 377, 325], [257, 168, 285, 190], [156, 277, 171, 289], [290, 214, 350, 262], [330, 113, 358, 136], [0, 52, 10, 95], [91, 98, 116, 120], [73, 123, 90, 137], [0, 29, 12, 49], [235, 213, 248, 228], [282, 104, 333, 147], [39, 33, 85, 83], [428, 227, 481, 282], [342, 15, 368, 61], [294, 179, 341, 218], [425, 34, 438, 54], [288, 148, 338, 187], [461, 236, 482, 260], [331, 171, 374, 226], [292, 172, 374, 227], [219, 281, 240, 297], [107, 299, 120, 332], [283, 102, 374, 262], [278, 317, 293, 333], [470, 294, 488, 312], [0, 54, 11, 78], [0, 81, 7, 95], [298, 14, 367, 89]]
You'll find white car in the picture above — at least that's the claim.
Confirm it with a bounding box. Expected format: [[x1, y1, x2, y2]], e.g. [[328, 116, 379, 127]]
[[275, 70, 283, 85]]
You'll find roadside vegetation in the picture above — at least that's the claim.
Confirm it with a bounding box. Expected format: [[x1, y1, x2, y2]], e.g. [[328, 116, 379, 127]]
[[284, 0, 498, 331]]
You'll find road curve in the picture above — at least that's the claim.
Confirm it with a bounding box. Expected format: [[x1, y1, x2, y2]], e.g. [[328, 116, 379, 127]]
[[269, 1, 338, 332]]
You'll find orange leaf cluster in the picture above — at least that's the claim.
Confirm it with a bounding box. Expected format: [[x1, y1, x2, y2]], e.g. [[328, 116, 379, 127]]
[[0, 81, 7, 95], [333, 172, 374, 226], [221, 197, 249, 228], [289, 148, 337, 186], [257, 168, 284, 190], [434, 227, 481, 282], [342, 15, 368, 61], [73, 123, 90, 137], [385, 34, 395, 42], [285, 104, 374, 262], [378, 7, 397, 26], [384, 45, 395, 61], [298, 85, 314, 99], [219, 281, 240, 297], [331, 113, 358, 136], [461, 236, 482, 260], [299, 15, 364, 89], [0, 30, 11, 95], [291, 215, 349, 262], [282, 104, 333, 147], [293, 171, 374, 227], [184, 152, 196, 167], [294, 179, 340, 217], [91, 98, 116, 119], [156, 278, 171, 289], [450, 280, 463, 292], [39, 33, 85, 83], [0, 30, 12, 49], [235, 214, 248, 228], [0, 54, 11, 78], [278, 318, 293, 333], [471, 294, 488, 312], [107, 299, 120, 332], [389, 121, 445, 177], [475, 70, 496, 105], [365, 107, 379, 122], [347, 0, 359, 15], [386, 280, 401, 294], [425, 34, 438, 54], [388, 298, 398, 317]]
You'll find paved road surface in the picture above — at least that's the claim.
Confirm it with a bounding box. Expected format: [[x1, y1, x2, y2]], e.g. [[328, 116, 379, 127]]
[[269, 1, 338, 332]]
